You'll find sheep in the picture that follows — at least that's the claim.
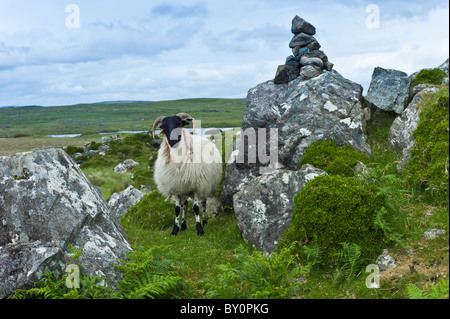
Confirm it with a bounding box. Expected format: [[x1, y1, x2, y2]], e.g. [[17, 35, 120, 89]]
[[152, 112, 222, 236]]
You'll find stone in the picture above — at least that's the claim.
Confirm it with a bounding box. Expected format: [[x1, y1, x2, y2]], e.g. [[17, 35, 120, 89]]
[[365, 67, 413, 114], [289, 33, 317, 48], [0, 148, 131, 298], [307, 41, 321, 51], [376, 249, 397, 272], [299, 64, 322, 78], [114, 159, 139, 174], [423, 229, 446, 240], [233, 165, 327, 253], [291, 15, 316, 35], [274, 64, 300, 84], [305, 50, 328, 62], [323, 61, 334, 71], [107, 185, 144, 217], [299, 55, 323, 68]]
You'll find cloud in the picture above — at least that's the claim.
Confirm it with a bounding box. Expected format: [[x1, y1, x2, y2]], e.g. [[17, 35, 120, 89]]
[[150, 2, 208, 18], [0, 0, 448, 107]]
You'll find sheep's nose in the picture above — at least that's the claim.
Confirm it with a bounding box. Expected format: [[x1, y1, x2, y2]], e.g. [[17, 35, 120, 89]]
[[168, 136, 181, 147]]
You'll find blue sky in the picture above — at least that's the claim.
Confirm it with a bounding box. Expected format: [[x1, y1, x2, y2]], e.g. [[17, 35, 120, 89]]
[[0, 0, 448, 106]]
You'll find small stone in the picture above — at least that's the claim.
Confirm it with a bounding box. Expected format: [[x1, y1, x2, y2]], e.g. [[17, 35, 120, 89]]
[[291, 15, 316, 35], [300, 56, 323, 68], [376, 249, 397, 272], [323, 61, 334, 71], [289, 33, 316, 48], [300, 64, 322, 78], [274, 64, 299, 84], [307, 41, 321, 51], [423, 229, 446, 240]]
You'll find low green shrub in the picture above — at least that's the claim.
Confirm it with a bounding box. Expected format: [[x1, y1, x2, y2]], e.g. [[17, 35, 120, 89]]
[[298, 139, 369, 176], [405, 90, 449, 202], [120, 191, 174, 231], [412, 68, 447, 86], [279, 175, 386, 267]]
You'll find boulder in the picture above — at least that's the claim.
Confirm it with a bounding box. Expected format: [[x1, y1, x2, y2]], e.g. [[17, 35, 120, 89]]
[[233, 165, 327, 253], [107, 185, 144, 217], [222, 70, 370, 210], [0, 148, 131, 298], [365, 67, 413, 114]]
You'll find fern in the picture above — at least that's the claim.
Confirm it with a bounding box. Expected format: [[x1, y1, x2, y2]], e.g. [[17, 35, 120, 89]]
[[407, 277, 449, 299], [204, 245, 305, 299], [301, 234, 323, 270], [332, 243, 363, 283], [373, 207, 404, 247], [116, 246, 189, 299]]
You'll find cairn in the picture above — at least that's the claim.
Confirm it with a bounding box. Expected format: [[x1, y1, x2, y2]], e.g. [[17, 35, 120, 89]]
[[274, 15, 334, 84]]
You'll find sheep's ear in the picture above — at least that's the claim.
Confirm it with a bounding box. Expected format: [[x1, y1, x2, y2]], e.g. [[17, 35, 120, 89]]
[[182, 118, 194, 126]]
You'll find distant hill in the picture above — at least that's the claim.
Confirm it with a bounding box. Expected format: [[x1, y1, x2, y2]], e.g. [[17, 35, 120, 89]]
[[0, 98, 247, 138]]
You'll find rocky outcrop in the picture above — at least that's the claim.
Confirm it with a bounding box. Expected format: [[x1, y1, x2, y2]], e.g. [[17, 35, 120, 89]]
[[233, 165, 327, 253], [388, 59, 449, 172], [274, 15, 333, 84], [0, 148, 131, 298], [222, 69, 371, 209], [365, 67, 413, 114]]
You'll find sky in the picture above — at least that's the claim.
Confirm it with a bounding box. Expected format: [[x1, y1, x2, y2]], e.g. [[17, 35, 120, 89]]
[[0, 0, 448, 107]]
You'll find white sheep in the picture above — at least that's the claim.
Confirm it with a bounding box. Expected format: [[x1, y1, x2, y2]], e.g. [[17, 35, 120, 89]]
[[152, 113, 222, 235]]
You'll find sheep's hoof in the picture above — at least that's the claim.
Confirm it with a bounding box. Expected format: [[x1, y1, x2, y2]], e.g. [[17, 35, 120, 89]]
[[202, 220, 208, 226], [196, 222, 204, 236], [180, 221, 187, 231], [171, 224, 180, 236]]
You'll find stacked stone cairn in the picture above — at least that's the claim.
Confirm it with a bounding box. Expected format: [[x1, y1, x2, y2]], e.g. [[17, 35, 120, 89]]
[[274, 15, 334, 84]]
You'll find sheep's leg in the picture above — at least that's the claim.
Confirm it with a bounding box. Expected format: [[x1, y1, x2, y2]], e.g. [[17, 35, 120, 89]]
[[180, 199, 188, 231], [202, 200, 207, 226], [171, 195, 181, 236], [193, 198, 204, 236]]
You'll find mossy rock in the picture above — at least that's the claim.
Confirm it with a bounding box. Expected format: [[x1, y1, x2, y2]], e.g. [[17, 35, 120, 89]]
[[405, 90, 449, 202], [298, 139, 369, 177], [279, 175, 386, 267], [412, 68, 447, 87]]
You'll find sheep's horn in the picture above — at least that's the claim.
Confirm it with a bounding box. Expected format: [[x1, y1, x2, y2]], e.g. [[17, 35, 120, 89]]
[[177, 112, 195, 134], [152, 116, 166, 138]]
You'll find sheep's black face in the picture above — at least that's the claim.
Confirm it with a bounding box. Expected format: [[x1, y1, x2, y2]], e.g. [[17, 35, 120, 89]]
[[160, 116, 184, 148]]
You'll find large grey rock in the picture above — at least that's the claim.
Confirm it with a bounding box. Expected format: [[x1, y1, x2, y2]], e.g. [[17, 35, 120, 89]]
[[107, 185, 144, 217], [0, 148, 131, 298], [233, 165, 327, 253], [366, 67, 413, 114], [222, 70, 370, 210]]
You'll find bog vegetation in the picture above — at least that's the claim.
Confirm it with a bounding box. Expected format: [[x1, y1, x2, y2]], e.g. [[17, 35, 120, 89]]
[[6, 84, 449, 299]]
